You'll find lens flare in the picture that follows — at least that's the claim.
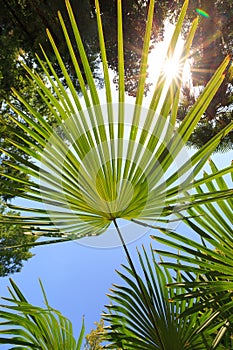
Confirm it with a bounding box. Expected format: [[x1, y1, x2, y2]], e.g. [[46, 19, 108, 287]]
[[196, 8, 209, 18]]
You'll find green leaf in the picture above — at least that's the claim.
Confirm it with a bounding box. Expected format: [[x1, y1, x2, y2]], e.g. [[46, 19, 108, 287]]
[[104, 245, 213, 349], [0, 279, 84, 350], [1, 0, 232, 246], [155, 160, 233, 343]]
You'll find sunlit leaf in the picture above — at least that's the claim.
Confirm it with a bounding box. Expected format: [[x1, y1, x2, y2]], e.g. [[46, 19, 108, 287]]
[[1, 0, 232, 246]]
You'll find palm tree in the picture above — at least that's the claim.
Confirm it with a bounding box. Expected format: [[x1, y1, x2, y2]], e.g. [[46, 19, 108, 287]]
[[0, 279, 85, 349]]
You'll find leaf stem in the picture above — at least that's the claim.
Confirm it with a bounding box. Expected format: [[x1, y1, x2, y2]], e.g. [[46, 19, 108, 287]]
[[113, 218, 165, 349], [113, 218, 137, 276]]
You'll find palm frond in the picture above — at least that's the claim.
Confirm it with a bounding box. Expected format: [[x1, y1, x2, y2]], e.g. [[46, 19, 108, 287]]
[[103, 245, 220, 349], [154, 160, 233, 346], [0, 279, 84, 350], [0, 0, 232, 246]]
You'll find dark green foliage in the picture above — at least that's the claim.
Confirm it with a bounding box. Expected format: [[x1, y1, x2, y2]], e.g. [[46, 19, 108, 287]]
[[187, 111, 233, 152], [0, 205, 36, 276], [174, 0, 233, 151], [0, 0, 101, 94], [178, 86, 233, 152], [0, 0, 173, 97]]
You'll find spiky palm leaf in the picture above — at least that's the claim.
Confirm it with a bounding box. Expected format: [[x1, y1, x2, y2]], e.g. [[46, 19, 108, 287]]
[[103, 245, 225, 350], [0, 279, 84, 349], [0, 0, 232, 246], [154, 160, 233, 348]]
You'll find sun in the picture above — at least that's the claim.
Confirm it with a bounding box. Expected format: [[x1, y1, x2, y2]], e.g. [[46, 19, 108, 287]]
[[148, 21, 191, 87], [162, 57, 183, 82], [148, 48, 185, 87]]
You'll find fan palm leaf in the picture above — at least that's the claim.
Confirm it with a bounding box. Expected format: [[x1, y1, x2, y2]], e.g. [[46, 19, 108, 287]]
[[0, 279, 85, 349], [0, 0, 232, 245], [103, 245, 225, 350], [154, 160, 233, 347]]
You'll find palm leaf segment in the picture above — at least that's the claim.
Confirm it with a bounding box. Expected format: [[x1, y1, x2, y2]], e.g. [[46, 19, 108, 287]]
[[0, 279, 85, 350], [1, 0, 232, 241]]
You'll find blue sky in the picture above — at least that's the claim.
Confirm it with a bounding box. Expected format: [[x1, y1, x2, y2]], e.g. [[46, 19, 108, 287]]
[[0, 16, 232, 347], [0, 220, 153, 344], [0, 150, 232, 349]]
